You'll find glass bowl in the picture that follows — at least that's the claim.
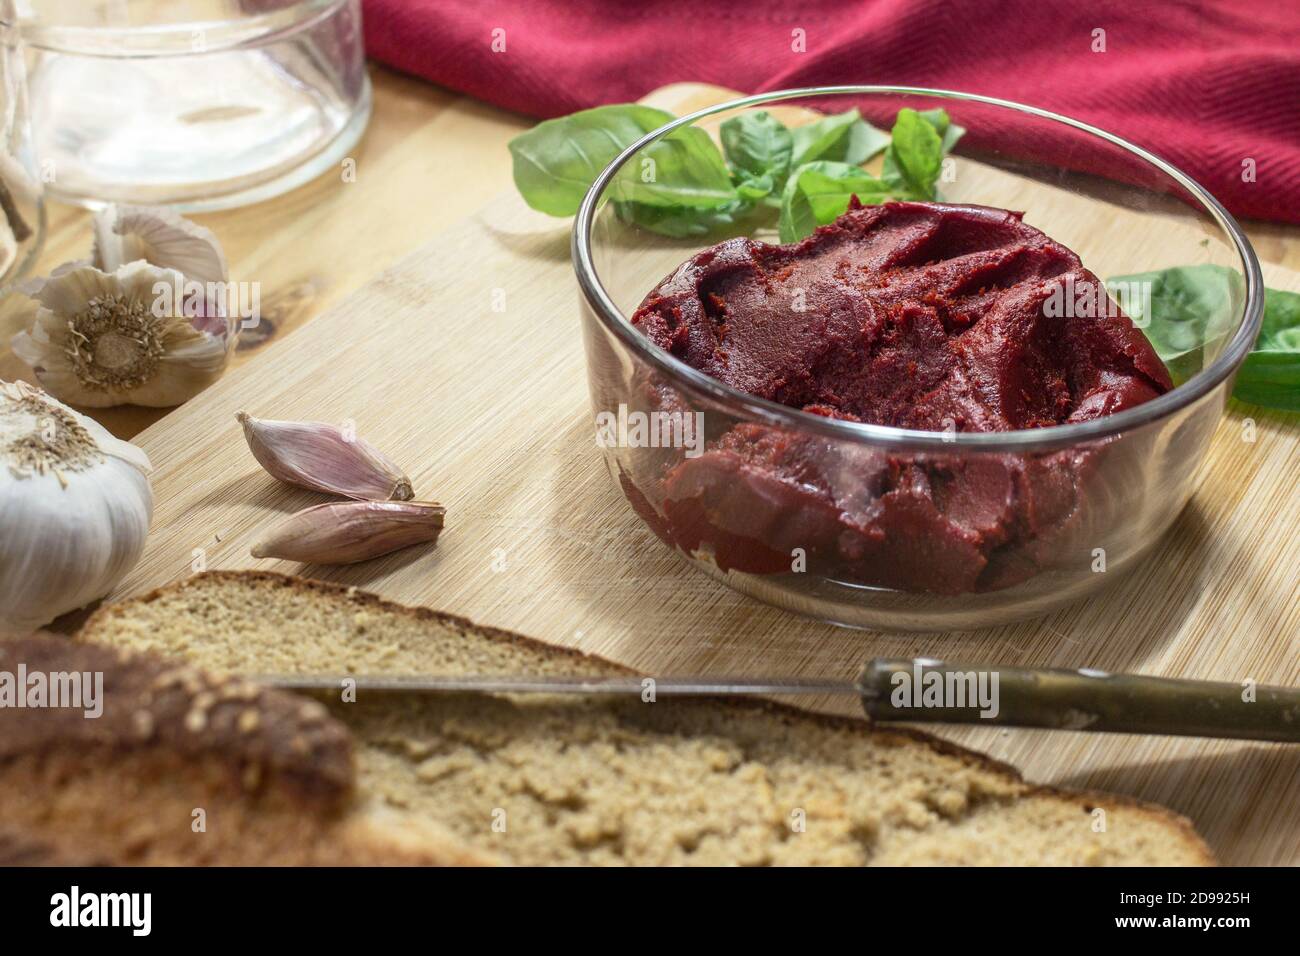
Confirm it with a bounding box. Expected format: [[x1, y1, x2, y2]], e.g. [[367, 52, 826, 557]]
[[573, 87, 1263, 632]]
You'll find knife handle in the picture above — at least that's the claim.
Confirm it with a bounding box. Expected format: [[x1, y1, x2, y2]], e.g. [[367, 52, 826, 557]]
[[856, 659, 1300, 743]]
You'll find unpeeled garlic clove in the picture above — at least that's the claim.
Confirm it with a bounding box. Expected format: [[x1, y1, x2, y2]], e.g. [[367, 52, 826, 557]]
[[250, 500, 445, 565], [237, 412, 414, 501]]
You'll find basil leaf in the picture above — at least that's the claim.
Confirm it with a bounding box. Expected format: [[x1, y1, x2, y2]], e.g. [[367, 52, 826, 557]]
[[791, 109, 890, 168], [508, 104, 736, 216], [778, 161, 890, 243], [1258, 286, 1300, 351], [1106, 265, 1244, 385], [917, 108, 967, 153], [1235, 350, 1300, 410], [614, 124, 738, 210], [1237, 287, 1300, 411], [614, 198, 755, 238], [838, 117, 893, 165], [735, 172, 774, 201], [721, 111, 793, 183], [509, 104, 672, 216], [1106, 264, 1300, 412], [881, 108, 945, 201]]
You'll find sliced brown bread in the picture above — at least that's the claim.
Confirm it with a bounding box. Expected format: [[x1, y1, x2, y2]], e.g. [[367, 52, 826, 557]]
[[0, 635, 489, 866], [75, 571, 1214, 866]]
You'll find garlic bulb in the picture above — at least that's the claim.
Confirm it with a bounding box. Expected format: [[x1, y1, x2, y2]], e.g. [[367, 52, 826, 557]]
[[0, 380, 153, 635], [10, 261, 233, 408], [93, 204, 228, 286]]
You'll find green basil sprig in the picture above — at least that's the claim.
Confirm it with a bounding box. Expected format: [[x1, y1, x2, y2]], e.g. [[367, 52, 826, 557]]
[[509, 103, 962, 241], [788, 108, 892, 168], [720, 110, 792, 195], [882, 109, 946, 201], [1248, 287, 1300, 410], [508, 105, 735, 216], [778, 162, 891, 243], [1107, 264, 1300, 412]]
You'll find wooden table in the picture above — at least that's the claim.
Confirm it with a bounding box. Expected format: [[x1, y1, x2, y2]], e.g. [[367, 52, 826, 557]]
[[3, 66, 1297, 865]]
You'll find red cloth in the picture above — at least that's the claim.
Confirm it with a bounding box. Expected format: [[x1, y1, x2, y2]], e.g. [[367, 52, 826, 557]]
[[362, 0, 1300, 224]]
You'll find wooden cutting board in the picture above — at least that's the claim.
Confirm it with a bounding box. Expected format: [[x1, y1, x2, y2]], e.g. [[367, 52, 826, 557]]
[[97, 84, 1297, 865]]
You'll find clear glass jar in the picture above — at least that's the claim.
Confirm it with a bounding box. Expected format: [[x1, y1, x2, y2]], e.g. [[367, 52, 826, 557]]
[[0, 0, 44, 282], [574, 88, 1264, 631], [19, 0, 370, 211]]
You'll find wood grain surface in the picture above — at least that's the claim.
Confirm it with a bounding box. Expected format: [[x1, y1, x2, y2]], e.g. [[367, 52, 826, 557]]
[[11, 76, 1297, 865]]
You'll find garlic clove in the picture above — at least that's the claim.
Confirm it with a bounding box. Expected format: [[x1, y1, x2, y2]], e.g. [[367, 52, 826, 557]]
[[250, 500, 445, 565], [9, 261, 233, 408], [0, 380, 153, 635], [237, 411, 414, 501], [93, 204, 229, 287]]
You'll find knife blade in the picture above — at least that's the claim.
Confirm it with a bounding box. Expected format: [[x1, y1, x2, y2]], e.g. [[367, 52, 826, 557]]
[[255, 659, 1300, 743]]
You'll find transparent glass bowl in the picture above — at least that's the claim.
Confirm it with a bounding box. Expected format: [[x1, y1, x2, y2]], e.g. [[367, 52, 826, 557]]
[[574, 87, 1263, 631]]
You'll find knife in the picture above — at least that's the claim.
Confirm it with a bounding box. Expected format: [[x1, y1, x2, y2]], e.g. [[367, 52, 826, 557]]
[[257, 658, 1300, 743]]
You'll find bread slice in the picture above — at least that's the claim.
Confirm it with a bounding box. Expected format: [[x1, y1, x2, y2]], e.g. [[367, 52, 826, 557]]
[[0, 634, 489, 866], [76, 570, 1214, 866]]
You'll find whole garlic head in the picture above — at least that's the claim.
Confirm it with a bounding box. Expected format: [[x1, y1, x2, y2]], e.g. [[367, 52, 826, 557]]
[[0, 380, 153, 635], [10, 260, 233, 408]]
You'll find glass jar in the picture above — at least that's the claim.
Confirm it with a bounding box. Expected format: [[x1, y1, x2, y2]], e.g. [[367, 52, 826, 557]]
[[19, 0, 371, 211], [0, 0, 44, 282]]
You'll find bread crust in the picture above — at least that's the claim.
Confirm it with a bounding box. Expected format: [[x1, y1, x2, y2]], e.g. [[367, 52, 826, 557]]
[[79, 570, 1216, 865], [0, 635, 352, 803], [0, 634, 494, 865]]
